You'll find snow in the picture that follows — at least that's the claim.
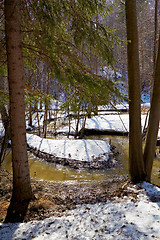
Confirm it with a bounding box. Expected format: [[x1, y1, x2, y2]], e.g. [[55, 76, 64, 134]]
[[0, 120, 5, 137], [0, 182, 160, 240], [98, 103, 129, 111], [57, 113, 148, 135], [141, 102, 151, 109], [84, 114, 130, 132], [26, 134, 111, 162]]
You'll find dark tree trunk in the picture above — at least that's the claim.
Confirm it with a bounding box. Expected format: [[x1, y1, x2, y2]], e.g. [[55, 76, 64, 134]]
[[74, 111, 80, 139], [125, 0, 145, 182], [153, 0, 159, 69], [4, 0, 34, 222], [143, 34, 160, 182], [29, 99, 33, 127]]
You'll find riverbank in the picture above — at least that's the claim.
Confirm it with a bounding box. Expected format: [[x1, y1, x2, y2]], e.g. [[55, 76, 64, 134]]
[[0, 169, 160, 239], [0, 169, 128, 223]]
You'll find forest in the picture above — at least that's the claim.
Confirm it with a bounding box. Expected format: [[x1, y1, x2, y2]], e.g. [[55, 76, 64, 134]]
[[0, 0, 160, 239]]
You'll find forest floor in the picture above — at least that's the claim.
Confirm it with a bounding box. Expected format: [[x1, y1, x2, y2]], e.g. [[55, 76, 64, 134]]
[[0, 169, 132, 223], [1, 169, 160, 239]]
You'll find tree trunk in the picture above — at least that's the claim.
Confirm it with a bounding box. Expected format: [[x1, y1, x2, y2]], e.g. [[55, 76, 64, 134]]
[[79, 115, 87, 139], [125, 0, 145, 182], [153, 0, 159, 69], [87, 101, 92, 118], [43, 103, 48, 138], [0, 119, 10, 166], [0, 77, 10, 165], [74, 111, 80, 139], [35, 99, 41, 136], [4, 0, 34, 222], [143, 34, 160, 182], [29, 99, 33, 127], [67, 105, 71, 138]]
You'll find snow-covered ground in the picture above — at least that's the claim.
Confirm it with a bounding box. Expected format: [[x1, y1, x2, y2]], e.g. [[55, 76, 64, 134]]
[[0, 182, 160, 240], [26, 134, 110, 162], [55, 113, 150, 135]]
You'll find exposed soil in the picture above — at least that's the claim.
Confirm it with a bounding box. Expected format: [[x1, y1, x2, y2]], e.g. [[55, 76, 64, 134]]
[[0, 169, 142, 223]]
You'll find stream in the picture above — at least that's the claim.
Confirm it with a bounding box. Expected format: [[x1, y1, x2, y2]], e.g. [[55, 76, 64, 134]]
[[2, 135, 160, 186]]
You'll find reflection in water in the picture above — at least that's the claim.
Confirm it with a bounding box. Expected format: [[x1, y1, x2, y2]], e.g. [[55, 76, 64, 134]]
[[2, 135, 160, 186]]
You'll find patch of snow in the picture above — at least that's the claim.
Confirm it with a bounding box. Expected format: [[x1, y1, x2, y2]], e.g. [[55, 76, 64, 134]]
[[0, 182, 160, 240], [98, 104, 129, 111], [26, 134, 111, 162], [84, 115, 130, 132], [57, 114, 148, 135], [141, 103, 150, 109], [0, 120, 5, 138]]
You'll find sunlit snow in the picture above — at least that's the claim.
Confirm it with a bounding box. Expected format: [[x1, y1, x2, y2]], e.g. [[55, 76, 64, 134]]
[[26, 133, 110, 162], [0, 182, 160, 240], [56, 113, 149, 135]]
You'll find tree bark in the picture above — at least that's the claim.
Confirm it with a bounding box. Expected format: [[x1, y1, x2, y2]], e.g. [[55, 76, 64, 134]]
[[125, 0, 145, 182], [143, 34, 160, 182], [4, 0, 34, 222], [153, 0, 159, 69], [29, 99, 33, 127], [0, 77, 10, 165]]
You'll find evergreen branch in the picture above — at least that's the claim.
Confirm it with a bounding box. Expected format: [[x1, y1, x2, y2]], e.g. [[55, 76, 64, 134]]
[[54, 36, 90, 62]]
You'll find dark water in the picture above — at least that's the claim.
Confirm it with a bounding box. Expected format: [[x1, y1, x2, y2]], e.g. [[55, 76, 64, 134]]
[[2, 135, 160, 186]]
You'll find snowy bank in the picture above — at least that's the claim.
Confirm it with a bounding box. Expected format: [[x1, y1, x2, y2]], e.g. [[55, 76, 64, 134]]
[[26, 134, 117, 169], [0, 182, 160, 240], [26, 134, 111, 162], [56, 114, 148, 135]]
